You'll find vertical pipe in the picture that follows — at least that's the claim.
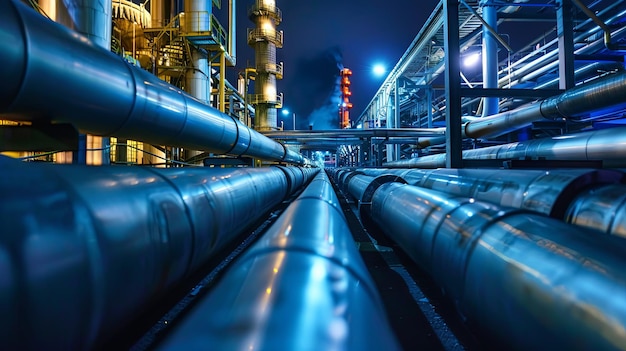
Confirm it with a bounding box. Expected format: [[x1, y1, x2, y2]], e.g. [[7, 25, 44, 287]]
[[228, 0, 236, 63], [150, 0, 165, 27], [185, 0, 209, 105], [481, 1, 499, 116]]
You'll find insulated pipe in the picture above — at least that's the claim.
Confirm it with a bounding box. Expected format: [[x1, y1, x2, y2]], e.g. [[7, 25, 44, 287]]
[[465, 71, 626, 139], [0, 0, 304, 165], [155, 171, 401, 351], [405, 69, 626, 150], [366, 181, 626, 351], [0, 155, 312, 349], [566, 184, 626, 239], [386, 125, 626, 169], [353, 167, 626, 237]]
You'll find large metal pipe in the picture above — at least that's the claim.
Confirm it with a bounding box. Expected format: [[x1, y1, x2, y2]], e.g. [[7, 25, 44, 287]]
[[0, 155, 315, 349], [155, 171, 401, 351], [386, 125, 626, 168], [465, 71, 626, 139], [351, 167, 626, 237], [361, 180, 626, 350], [0, 0, 304, 165]]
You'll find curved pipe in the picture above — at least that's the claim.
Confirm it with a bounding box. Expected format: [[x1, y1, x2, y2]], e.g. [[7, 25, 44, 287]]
[[0, 1, 304, 165], [386, 126, 626, 168], [0, 155, 314, 349], [155, 171, 401, 351], [366, 181, 626, 350]]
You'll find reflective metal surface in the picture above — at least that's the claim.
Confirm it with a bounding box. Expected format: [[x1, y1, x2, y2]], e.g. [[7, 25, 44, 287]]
[[566, 184, 626, 239], [0, 0, 304, 165], [364, 180, 626, 351], [385, 126, 626, 168], [156, 171, 400, 351], [346, 167, 626, 237], [0, 155, 314, 349]]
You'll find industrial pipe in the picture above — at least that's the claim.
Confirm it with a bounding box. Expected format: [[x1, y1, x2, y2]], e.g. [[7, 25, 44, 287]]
[[0, 0, 304, 165], [359, 179, 626, 350], [0, 155, 316, 349], [155, 171, 401, 351], [386, 125, 626, 168], [349, 167, 626, 237], [465, 71, 626, 139]]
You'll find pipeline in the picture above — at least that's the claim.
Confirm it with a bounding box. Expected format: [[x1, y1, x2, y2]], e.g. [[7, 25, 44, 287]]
[[0, 155, 317, 349], [386, 125, 626, 168], [0, 0, 304, 165], [347, 167, 626, 238], [154, 171, 401, 351], [337, 173, 626, 351], [465, 71, 626, 139]]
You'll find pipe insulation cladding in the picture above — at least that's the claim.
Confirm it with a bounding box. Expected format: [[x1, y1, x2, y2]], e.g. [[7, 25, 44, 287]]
[[0, 155, 317, 349], [345, 175, 626, 351], [385, 126, 626, 169], [0, 0, 304, 165], [155, 171, 401, 351], [352, 167, 626, 237]]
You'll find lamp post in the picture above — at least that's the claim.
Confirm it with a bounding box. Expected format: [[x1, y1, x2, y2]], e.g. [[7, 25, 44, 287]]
[[282, 109, 296, 130]]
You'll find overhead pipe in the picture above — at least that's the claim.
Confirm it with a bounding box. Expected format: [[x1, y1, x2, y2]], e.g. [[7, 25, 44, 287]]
[[155, 171, 401, 351], [387, 125, 626, 169], [0, 155, 317, 349], [346, 177, 626, 350], [410, 68, 626, 149], [466, 70, 626, 138], [0, 0, 304, 165], [571, 0, 626, 51], [498, 3, 626, 88]]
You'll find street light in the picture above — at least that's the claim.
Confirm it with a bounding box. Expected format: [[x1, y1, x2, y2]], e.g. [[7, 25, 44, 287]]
[[282, 108, 296, 130]]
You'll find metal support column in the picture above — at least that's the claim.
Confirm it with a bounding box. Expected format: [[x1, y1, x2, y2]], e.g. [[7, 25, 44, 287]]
[[427, 86, 433, 128], [444, 0, 463, 168], [557, 0, 575, 89]]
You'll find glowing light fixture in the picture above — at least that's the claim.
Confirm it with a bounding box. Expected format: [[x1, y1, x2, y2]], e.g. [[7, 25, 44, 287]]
[[463, 52, 481, 67], [373, 63, 386, 77]]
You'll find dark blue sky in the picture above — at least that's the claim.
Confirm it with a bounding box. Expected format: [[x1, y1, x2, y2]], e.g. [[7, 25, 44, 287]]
[[234, 0, 439, 129]]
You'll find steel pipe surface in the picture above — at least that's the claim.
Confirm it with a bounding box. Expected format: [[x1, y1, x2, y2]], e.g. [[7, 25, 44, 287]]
[[368, 181, 626, 351], [0, 155, 312, 349], [350, 167, 626, 236], [386, 126, 626, 168], [155, 171, 400, 351], [0, 0, 304, 165]]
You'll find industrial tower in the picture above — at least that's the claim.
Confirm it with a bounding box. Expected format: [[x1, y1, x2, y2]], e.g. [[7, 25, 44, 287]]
[[248, 0, 284, 131], [339, 68, 353, 129]]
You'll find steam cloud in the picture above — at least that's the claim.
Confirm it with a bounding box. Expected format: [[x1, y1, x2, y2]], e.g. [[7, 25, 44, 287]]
[[287, 47, 344, 130]]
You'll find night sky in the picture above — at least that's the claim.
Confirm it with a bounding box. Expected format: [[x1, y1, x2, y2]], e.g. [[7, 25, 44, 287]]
[[234, 0, 440, 129]]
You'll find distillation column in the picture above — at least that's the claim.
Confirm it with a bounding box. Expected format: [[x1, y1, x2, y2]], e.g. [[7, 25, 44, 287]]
[[248, 0, 283, 131], [184, 0, 210, 105]]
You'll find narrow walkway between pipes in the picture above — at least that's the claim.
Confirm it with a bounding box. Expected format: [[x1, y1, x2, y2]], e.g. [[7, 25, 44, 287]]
[[330, 177, 489, 351]]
